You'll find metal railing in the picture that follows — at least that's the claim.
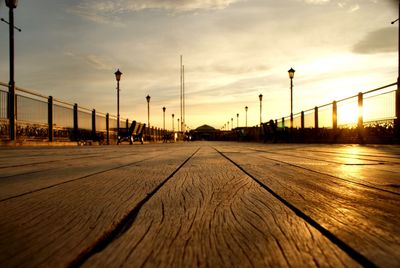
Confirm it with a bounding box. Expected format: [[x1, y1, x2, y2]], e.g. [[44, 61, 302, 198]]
[[0, 82, 169, 143], [275, 82, 397, 130]]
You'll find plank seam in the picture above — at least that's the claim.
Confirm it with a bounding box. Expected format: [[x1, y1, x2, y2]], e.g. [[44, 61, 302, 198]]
[[215, 148, 378, 268], [253, 150, 400, 196], [67, 147, 200, 268], [0, 156, 157, 203]]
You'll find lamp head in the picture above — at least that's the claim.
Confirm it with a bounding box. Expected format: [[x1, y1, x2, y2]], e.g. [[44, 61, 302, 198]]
[[5, 0, 18, 8], [288, 68, 295, 79], [114, 69, 122, 82], [259, 94, 263, 101], [146, 95, 151, 103]]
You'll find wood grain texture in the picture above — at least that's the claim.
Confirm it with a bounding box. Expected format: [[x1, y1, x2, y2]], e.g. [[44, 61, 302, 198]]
[[83, 146, 359, 268], [0, 145, 197, 267], [0, 146, 180, 201], [215, 144, 400, 267], [1, 142, 398, 267]]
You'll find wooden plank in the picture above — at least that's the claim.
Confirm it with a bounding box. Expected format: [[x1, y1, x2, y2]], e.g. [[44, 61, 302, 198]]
[[215, 144, 400, 267], [0, 146, 197, 268], [247, 150, 400, 193], [251, 145, 400, 170], [247, 144, 400, 164], [82, 147, 359, 267], [0, 147, 101, 168], [0, 145, 188, 201], [221, 143, 400, 193]]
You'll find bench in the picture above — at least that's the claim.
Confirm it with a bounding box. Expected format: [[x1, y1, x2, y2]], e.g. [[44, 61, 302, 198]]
[[117, 121, 137, 144], [132, 123, 145, 144]]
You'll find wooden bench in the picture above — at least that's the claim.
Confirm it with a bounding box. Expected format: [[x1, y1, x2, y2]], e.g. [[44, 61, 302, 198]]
[[132, 122, 145, 144], [117, 121, 137, 144]]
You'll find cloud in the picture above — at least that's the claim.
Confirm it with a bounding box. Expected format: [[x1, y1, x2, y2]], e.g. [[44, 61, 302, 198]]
[[353, 27, 397, 54], [70, 0, 242, 23], [65, 51, 114, 71], [348, 4, 360, 12], [303, 0, 330, 3]]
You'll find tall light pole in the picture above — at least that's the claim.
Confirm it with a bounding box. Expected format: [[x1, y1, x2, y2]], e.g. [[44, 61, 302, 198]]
[[245, 106, 248, 128], [172, 113, 175, 132], [237, 113, 239, 128], [227, 121, 230, 131], [392, 1, 400, 133], [231, 118, 233, 130], [288, 68, 295, 128], [6, 0, 18, 141], [146, 95, 151, 128], [259, 94, 263, 125], [177, 118, 180, 132], [114, 69, 122, 135], [162, 107, 166, 130]]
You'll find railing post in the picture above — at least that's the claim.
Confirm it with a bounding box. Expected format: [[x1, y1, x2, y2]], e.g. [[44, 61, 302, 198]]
[[314, 106, 319, 129], [282, 117, 285, 128], [397, 79, 400, 138], [126, 119, 129, 129], [106, 113, 109, 145], [358, 92, 365, 143], [92, 109, 96, 139], [73, 103, 78, 141], [358, 92, 363, 129], [332, 101, 337, 130], [301, 111, 305, 129], [48, 96, 53, 142]]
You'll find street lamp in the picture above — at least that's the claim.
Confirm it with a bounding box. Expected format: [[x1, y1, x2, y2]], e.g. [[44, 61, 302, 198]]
[[172, 113, 175, 132], [6, 0, 18, 141], [231, 118, 233, 130], [392, 2, 400, 132], [146, 95, 151, 129], [288, 67, 295, 128], [162, 107, 166, 130], [114, 69, 122, 135], [259, 94, 263, 125], [245, 106, 248, 128], [237, 113, 239, 128]]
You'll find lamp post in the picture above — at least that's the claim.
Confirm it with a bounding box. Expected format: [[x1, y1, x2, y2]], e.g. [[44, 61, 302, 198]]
[[392, 1, 400, 133], [231, 118, 233, 130], [177, 118, 180, 132], [162, 107, 166, 130], [259, 94, 263, 125], [172, 113, 175, 132], [146, 95, 151, 129], [237, 113, 239, 128], [245, 106, 248, 128], [114, 69, 122, 135], [288, 67, 295, 128], [6, 0, 18, 141]]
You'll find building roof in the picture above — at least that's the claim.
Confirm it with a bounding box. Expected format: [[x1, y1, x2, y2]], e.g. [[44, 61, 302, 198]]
[[194, 125, 217, 132]]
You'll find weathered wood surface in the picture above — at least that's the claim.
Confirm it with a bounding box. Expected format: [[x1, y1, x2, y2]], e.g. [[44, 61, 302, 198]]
[[215, 144, 400, 267], [0, 142, 399, 267], [82, 146, 358, 267]]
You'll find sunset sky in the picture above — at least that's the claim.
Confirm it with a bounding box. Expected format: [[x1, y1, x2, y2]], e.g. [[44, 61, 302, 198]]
[[0, 0, 398, 130]]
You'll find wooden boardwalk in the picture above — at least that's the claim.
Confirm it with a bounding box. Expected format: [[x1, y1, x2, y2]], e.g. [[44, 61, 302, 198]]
[[0, 142, 399, 267]]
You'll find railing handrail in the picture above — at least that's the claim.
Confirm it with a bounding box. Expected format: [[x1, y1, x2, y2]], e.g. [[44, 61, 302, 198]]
[[277, 82, 397, 121], [1, 81, 102, 115]]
